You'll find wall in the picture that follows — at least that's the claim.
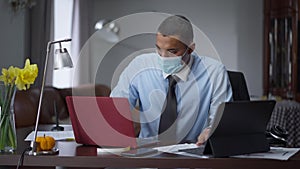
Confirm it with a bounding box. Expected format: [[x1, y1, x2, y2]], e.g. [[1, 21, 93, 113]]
[[0, 0, 264, 97], [0, 1, 25, 69], [89, 0, 264, 96]]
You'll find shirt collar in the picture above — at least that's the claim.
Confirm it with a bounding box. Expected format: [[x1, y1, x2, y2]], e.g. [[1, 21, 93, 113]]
[[162, 55, 193, 82]]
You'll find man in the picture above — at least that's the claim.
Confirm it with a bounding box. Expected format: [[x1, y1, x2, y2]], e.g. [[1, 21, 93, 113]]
[[110, 15, 232, 145]]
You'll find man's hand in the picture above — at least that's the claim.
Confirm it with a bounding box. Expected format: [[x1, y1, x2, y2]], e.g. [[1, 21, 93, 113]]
[[196, 128, 211, 146]]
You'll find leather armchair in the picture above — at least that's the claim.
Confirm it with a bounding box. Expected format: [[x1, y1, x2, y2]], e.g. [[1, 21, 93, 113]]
[[14, 84, 111, 128]]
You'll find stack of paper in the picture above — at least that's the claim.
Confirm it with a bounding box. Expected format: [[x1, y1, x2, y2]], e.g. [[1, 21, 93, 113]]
[[154, 143, 300, 160], [24, 130, 75, 141]]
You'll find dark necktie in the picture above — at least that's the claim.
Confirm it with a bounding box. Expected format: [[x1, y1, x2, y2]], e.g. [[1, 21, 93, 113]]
[[159, 75, 178, 135]]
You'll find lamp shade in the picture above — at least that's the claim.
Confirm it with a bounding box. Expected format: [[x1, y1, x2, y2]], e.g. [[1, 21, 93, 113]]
[[54, 48, 73, 70], [95, 19, 120, 43]]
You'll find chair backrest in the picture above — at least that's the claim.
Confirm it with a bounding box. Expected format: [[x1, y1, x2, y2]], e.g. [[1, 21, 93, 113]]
[[227, 71, 250, 101]]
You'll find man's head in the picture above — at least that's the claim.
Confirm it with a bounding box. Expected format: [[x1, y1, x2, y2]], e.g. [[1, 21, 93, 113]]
[[156, 15, 195, 58], [156, 15, 195, 63], [157, 15, 194, 46], [156, 15, 195, 76]]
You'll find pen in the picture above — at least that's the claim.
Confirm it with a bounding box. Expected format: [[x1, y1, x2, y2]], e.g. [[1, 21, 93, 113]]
[[64, 138, 75, 141]]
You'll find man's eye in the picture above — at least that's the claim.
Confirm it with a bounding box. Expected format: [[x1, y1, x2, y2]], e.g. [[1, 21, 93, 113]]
[[168, 50, 177, 54]]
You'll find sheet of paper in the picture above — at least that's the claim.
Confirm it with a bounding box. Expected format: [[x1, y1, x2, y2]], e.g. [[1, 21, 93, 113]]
[[153, 143, 210, 158], [24, 130, 75, 141], [153, 143, 198, 153], [97, 146, 131, 155], [232, 147, 300, 160], [154, 144, 300, 160]]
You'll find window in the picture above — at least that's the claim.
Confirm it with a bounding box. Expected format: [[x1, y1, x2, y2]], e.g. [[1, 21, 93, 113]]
[[53, 0, 73, 88]]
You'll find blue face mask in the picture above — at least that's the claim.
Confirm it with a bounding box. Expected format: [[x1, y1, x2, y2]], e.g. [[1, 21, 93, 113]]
[[158, 55, 184, 74], [157, 48, 188, 74]]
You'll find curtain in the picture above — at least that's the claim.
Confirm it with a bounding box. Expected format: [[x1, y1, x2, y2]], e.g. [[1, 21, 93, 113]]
[[71, 0, 93, 86], [24, 0, 54, 87]]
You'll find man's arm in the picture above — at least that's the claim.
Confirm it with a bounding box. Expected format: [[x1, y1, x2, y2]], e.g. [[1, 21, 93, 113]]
[[197, 65, 233, 145], [196, 127, 211, 145], [110, 59, 139, 109]]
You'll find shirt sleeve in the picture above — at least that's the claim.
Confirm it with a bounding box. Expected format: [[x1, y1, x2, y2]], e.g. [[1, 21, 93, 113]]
[[207, 65, 233, 128], [110, 60, 139, 109]]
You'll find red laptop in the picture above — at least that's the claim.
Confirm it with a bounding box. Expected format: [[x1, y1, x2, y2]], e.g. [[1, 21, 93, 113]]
[[66, 96, 157, 148]]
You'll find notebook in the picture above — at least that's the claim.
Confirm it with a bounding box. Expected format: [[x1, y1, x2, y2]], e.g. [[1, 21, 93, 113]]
[[179, 100, 276, 157], [66, 96, 158, 149]]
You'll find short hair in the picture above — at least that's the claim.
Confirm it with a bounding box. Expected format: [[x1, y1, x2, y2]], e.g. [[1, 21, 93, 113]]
[[157, 15, 194, 45]]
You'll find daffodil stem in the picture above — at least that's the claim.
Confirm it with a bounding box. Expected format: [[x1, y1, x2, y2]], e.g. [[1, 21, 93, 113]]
[[0, 85, 17, 151], [0, 117, 6, 149]]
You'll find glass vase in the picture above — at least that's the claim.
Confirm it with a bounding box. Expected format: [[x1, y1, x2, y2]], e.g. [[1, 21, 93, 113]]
[[0, 84, 17, 153]]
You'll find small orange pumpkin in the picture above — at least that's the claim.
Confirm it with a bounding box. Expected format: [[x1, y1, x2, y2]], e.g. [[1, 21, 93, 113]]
[[35, 135, 56, 151]]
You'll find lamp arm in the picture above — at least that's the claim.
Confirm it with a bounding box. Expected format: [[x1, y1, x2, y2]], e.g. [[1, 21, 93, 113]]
[[29, 42, 52, 154], [49, 38, 72, 46]]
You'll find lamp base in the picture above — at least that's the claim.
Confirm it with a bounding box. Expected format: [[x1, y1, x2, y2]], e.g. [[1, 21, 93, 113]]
[[51, 125, 64, 131], [27, 148, 59, 156]]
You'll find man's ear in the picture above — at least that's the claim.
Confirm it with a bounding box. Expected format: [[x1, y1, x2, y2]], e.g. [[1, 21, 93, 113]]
[[188, 42, 195, 54]]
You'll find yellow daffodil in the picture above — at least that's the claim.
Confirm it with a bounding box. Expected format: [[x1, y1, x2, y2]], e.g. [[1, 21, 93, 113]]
[[0, 58, 38, 151], [0, 66, 19, 85], [15, 59, 38, 90], [0, 59, 38, 90]]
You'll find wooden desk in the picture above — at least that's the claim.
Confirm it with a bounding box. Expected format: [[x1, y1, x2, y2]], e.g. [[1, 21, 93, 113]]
[[0, 140, 300, 169], [1, 125, 300, 169]]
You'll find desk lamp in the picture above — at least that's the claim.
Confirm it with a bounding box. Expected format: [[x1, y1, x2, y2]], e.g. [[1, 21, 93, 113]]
[[28, 38, 72, 155]]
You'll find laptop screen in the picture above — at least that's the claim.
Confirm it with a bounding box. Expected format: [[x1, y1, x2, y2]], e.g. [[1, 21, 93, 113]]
[[66, 96, 138, 148]]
